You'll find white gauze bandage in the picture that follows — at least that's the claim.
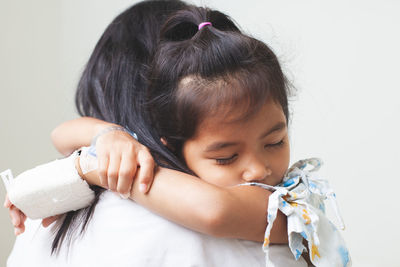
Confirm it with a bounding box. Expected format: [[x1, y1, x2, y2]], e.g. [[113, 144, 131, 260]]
[[1, 150, 95, 219]]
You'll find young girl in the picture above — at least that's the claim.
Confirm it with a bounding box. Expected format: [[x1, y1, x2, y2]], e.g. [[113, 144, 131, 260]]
[[5, 2, 349, 267]]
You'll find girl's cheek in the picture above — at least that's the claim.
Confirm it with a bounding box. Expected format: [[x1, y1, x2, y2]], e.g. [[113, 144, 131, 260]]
[[209, 169, 238, 187]]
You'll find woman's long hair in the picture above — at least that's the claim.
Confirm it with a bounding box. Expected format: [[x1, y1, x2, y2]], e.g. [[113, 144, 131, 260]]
[[52, 0, 188, 255]]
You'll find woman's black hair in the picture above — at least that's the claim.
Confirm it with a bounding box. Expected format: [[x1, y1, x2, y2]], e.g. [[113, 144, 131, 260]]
[[52, 0, 188, 255], [75, 0, 187, 130]]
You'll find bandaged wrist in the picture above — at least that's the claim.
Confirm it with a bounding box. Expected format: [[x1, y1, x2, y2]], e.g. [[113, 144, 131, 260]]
[[1, 150, 95, 219]]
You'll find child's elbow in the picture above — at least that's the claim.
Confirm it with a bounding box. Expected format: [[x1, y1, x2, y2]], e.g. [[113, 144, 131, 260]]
[[50, 128, 61, 149], [50, 127, 70, 156], [50, 127, 58, 144]]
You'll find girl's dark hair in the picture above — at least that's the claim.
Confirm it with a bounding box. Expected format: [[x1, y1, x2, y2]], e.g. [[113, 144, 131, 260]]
[[52, 0, 188, 255], [145, 6, 289, 171]]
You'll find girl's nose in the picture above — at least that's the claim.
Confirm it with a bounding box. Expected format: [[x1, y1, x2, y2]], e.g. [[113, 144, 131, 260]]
[[242, 160, 272, 182]]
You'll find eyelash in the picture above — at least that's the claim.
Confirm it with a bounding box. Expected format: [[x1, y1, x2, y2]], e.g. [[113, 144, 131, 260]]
[[215, 140, 284, 165], [216, 154, 238, 165], [265, 140, 285, 149]]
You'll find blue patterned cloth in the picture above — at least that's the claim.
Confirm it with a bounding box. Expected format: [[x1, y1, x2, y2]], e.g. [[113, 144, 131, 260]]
[[240, 158, 351, 267]]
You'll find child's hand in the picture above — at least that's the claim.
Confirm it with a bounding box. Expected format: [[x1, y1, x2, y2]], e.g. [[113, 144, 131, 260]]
[[4, 195, 26, 235], [5, 195, 60, 235], [94, 128, 155, 197]]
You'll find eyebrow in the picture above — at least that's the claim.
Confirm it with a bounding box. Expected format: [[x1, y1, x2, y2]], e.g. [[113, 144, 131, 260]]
[[259, 121, 287, 139], [204, 121, 287, 153], [204, 141, 239, 153]]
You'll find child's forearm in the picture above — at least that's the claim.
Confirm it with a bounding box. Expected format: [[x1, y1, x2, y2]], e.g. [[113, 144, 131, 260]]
[[57, 117, 288, 243], [51, 117, 116, 156], [76, 158, 288, 243]]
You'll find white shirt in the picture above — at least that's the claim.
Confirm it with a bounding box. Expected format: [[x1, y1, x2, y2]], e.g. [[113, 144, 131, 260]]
[[7, 191, 306, 267]]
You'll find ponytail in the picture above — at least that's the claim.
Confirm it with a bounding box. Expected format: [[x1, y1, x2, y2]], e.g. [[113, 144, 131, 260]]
[[146, 5, 289, 170]]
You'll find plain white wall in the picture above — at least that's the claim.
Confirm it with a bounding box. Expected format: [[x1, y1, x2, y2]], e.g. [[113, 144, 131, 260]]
[[1, 0, 399, 266]]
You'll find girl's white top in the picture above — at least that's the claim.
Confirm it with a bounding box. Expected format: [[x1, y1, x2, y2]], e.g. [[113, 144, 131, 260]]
[[7, 191, 307, 267]]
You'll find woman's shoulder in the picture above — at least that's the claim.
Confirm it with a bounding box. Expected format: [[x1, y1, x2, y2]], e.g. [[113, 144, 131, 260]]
[[68, 191, 266, 266], [9, 191, 303, 267]]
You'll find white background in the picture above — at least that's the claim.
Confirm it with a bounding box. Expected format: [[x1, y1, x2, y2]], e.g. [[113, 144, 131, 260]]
[[1, 0, 399, 266]]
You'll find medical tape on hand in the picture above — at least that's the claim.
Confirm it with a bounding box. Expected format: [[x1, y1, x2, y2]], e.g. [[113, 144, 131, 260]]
[[79, 146, 98, 174], [80, 146, 132, 200], [0, 151, 95, 219], [83, 125, 137, 175]]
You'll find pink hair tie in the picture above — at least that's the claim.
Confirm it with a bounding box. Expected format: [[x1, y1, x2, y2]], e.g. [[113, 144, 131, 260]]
[[198, 22, 212, 30]]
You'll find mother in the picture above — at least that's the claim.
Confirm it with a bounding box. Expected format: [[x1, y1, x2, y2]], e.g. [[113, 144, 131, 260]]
[[7, 1, 303, 266]]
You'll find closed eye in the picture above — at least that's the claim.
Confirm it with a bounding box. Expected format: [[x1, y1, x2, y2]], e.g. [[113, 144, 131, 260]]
[[264, 140, 284, 149], [215, 154, 238, 165]]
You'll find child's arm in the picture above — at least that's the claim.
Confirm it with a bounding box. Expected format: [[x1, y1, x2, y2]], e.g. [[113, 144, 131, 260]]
[[54, 117, 287, 243], [51, 117, 155, 195], [50, 117, 110, 156], [78, 160, 287, 243]]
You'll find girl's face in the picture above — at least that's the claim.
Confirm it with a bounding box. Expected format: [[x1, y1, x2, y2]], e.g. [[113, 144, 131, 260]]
[[182, 99, 290, 187]]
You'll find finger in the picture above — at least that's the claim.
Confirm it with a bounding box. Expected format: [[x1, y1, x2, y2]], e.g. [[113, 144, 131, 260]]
[[98, 154, 110, 188], [4, 195, 12, 208], [15, 213, 26, 235], [21, 212, 27, 224], [116, 154, 137, 197], [42, 215, 59, 228], [9, 205, 21, 226], [18, 212, 26, 227], [14, 224, 25, 235], [137, 149, 155, 193], [107, 154, 121, 192]]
